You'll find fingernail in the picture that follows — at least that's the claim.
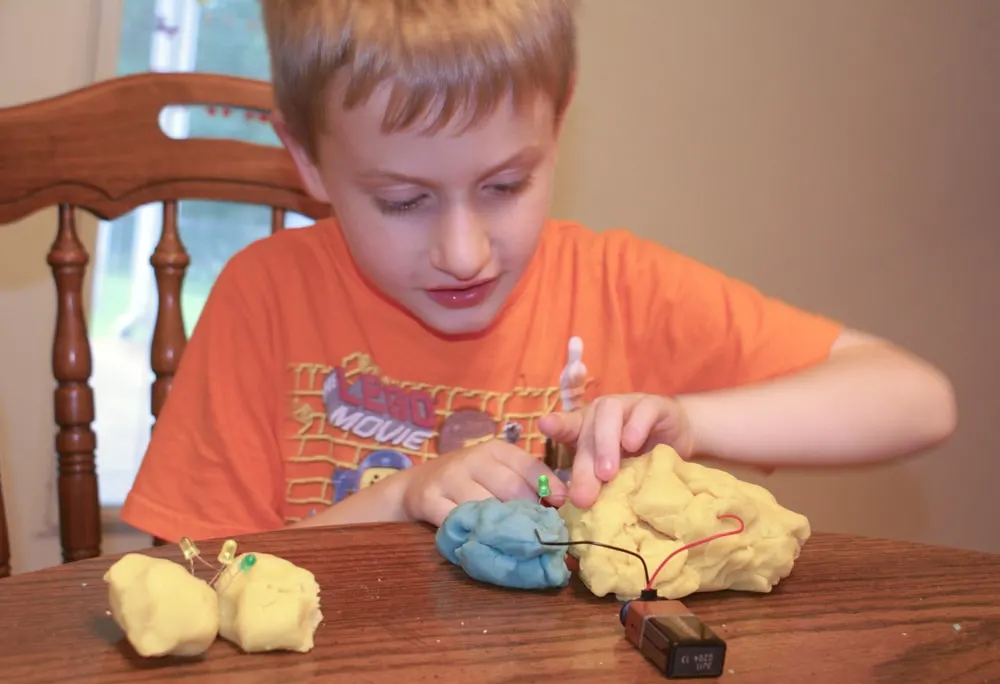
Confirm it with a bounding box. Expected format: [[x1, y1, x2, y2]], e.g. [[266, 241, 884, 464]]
[[597, 459, 613, 476]]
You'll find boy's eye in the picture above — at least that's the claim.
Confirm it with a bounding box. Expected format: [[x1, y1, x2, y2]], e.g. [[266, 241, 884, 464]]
[[374, 176, 532, 216], [376, 194, 426, 215], [487, 177, 532, 196]]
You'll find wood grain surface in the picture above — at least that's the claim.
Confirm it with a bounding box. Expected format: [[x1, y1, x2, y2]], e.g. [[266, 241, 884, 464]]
[[0, 72, 330, 224], [0, 523, 997, 683]]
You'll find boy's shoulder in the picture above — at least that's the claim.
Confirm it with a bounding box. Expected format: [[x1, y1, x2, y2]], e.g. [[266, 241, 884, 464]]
[[223, 218, 334, 274], [210, 218, 346, 300], [538, 219, 741, 309], [539, 218, 682, 272], [541, 217, 632, 245]]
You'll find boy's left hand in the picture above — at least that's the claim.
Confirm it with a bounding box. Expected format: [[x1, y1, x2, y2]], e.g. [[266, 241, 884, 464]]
[[538, 393, 694, 508]]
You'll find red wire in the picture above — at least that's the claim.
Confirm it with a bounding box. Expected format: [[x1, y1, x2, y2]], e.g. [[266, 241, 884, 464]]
[[644, 514, 745, 590]]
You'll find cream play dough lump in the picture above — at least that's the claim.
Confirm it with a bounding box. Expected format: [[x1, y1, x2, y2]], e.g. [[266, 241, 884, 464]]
[[559, 445, 811, 600], [215, 552, 323, 653], [104, 553, 219, 657]]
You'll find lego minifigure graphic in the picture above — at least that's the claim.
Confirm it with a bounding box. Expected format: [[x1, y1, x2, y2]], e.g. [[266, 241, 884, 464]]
[[501, 420, 523, 444], [331, 449, 413, 503]]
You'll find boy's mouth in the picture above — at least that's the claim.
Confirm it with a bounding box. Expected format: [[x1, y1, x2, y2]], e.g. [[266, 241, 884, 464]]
[[425, 278, 499, 310]]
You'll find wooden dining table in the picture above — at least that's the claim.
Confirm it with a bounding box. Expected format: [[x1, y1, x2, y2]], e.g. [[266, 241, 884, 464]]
[[0, 522, 998, 683]]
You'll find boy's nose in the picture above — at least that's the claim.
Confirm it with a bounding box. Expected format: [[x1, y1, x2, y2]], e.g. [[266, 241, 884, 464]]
[[430, 209, 491, 280]]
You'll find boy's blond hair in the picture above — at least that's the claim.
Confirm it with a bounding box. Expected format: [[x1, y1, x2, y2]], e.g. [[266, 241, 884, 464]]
[[260, 0, 578, 160]]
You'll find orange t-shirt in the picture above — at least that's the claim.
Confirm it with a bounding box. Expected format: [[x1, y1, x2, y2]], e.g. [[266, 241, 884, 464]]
[[119, 218, 841, 542]]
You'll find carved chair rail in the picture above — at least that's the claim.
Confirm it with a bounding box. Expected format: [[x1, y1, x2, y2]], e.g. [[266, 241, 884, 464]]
[[0, 72, 330, 575]]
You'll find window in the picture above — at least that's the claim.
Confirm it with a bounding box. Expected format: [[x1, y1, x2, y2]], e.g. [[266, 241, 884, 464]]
[[90, 0, 309, 506]]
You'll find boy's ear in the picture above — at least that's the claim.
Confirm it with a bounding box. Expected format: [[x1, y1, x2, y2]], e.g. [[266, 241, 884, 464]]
[[270, 110, 331, 204]]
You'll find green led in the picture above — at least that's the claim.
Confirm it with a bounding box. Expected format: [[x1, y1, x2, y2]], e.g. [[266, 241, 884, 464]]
[[239, 553, 257, 573], [537, 475, 551, 498]]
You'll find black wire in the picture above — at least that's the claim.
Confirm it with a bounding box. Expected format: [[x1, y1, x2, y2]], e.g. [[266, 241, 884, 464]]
[[534, 530, 650, 587]]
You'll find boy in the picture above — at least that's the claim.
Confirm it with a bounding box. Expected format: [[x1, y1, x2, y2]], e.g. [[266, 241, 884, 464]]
[[120, 0, 956, 544]]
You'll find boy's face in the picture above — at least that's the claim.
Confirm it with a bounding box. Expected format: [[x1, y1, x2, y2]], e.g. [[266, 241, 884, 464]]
[[283, 83, 564, 336]]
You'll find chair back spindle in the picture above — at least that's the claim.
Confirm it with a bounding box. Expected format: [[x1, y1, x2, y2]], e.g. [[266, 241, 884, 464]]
[[49, 205, 102, 563], [271, 207, 286, 234], [0, 470, 10, 577], [150, 200, 190, 419]]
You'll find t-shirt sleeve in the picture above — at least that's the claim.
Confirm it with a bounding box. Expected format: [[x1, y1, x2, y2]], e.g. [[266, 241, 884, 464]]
[[605, 230, 844, 395], [119, 251, 285, 543]]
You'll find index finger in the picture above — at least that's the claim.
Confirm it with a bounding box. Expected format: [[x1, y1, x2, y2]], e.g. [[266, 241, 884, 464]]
[[538, 411, 584, 443], [568, 445, 601, 509], [481, 440, 568, 505]]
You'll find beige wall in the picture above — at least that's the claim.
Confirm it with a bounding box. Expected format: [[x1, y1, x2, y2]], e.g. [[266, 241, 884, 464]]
[[1, 0, 997, 574], [551, 0, 999, 554]]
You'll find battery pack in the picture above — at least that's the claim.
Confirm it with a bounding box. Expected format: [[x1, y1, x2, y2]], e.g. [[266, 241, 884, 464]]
[[620, 598, 726, 678]]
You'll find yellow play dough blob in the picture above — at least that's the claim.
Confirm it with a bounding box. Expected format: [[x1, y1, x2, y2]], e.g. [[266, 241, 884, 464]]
[[559, 445, 811, 600], [104, 553, 219, 657], [215, 552, 323, 653]]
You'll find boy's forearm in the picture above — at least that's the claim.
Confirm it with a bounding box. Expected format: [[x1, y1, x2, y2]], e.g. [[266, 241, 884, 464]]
[[289, 467, 413, 529], [678, 336, 957, 468]]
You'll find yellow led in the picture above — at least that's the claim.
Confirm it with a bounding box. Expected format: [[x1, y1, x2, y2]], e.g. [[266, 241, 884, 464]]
[[179, 536, 200, 561], [217, 539, 238, 565]]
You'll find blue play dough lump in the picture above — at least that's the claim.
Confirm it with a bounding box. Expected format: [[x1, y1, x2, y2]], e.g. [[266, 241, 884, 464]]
[[435, 498, 572, 590]]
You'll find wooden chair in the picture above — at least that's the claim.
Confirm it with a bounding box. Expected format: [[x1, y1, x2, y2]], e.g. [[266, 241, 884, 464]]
[[0, 72, 331, 575], [0, 467, 9, 578]]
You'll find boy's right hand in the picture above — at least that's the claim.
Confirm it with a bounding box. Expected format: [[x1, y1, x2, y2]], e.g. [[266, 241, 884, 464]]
[[401, 439, 567, 527]]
